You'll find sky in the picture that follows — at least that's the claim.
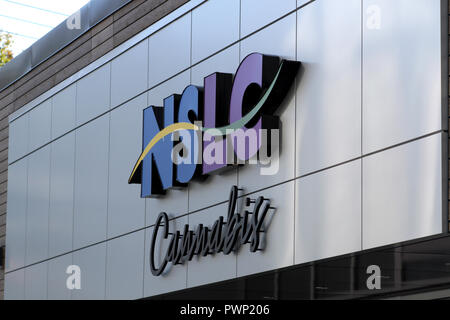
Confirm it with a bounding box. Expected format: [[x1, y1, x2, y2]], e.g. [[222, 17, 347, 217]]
[[0, 0, 90, 56]]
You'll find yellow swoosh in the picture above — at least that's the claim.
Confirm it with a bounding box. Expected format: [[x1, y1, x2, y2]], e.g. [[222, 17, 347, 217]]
[[128, 122, 199, 183]]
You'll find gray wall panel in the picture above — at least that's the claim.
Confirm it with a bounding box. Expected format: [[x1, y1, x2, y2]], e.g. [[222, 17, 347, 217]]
[[191, 0, 240, 64], [4, 269, 25, 300], [47, 253, 72, 300], [73, 115, 109, 249], [148, 13, 191, 88], [111, 40, 149, 107], [76, 63, 111, 126], [241, 0, 296, 37], [49, 133, 75, 257], [106, 231, 144, 300], [28, 99, 52, 153], [5, 159, 28, 271], [72, 243, 106, 300], [108, 95, 146, 238], [52, 84, 77, 139], [25, 146, 50, 265], [24, 262, 47, 300], [8, 114, 29, 164]]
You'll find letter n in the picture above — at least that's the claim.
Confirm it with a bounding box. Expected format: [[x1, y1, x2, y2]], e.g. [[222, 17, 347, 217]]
[[141, 95, 182, 197]]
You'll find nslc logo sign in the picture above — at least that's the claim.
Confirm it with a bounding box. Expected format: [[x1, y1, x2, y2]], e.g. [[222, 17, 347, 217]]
[[129, 53, 300, 198]]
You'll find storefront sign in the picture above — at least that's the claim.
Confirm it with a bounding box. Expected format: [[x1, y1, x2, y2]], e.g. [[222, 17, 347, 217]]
[[129, 53, 300, 198], [150, 186, 274, 276]]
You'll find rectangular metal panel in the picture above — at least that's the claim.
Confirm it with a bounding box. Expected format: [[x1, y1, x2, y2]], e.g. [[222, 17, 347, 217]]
[[295, 160, 362, 265], [239, 13, 296, 194], [47, 254, 72, 300], [73, 115, 109, 249], [49, 133, 75, 257], [146, 71, 190, 224], [4, 269, 25, 300], [5, 159, 28, 271], [8, 114, 29, 164], [148, 13, 192, 88], [24, 262, 48, 300], [25, 146, 51, 265], [296, 0, 362, 176], [108, 95, 146, 238], [189, 44, 239, 212], [363, 134, 443, 249], [111, 39, 149, 107], [28, 99, 52, 152], [240, 0, 296, 37], [362, 0, 442, 154], [72, 243, 106, 300], [76, 63, 111, 126], [52, 83, 77, 139], [298, 0, 314, 7], [187, 202, 237, 287], [191, 0, 240, 64], [237, 181, 295, 277], [144, 216, 188, 297], [105, 231, 145, 300]]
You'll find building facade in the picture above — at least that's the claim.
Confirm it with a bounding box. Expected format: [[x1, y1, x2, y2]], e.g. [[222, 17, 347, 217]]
[[0, 0, 449, 300]]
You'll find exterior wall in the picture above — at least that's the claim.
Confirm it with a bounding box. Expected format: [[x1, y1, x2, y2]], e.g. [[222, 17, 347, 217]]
[[0, 0, 190, 300], [2, 0, 446, 299]]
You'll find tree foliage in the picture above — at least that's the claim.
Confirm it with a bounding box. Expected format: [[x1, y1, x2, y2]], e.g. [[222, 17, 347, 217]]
[[0, 33, 13, 67]]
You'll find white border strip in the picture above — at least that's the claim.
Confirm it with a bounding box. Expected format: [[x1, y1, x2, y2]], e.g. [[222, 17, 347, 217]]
[[9, 0, 207, 123]]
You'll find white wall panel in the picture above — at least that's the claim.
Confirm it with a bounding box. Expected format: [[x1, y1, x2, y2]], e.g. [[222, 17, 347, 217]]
[[237, 181, 295, 277], [295, 160, 362, 264], [363, 0, 442, 154], [363, 134, 443, 249], [296, 0, 362, 176]]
